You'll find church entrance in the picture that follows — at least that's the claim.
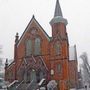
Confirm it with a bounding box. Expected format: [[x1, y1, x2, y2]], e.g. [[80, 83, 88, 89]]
[[47, 80, 57, 90]]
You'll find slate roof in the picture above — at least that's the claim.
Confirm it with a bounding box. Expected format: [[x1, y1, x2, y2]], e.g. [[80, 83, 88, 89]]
[[54, 0, 63, 17]]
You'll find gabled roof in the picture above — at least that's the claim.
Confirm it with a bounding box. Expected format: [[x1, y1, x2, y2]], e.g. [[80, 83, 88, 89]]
[[17, 15, 50, 47], [18, 56, 48, 73], [8, 80, 18, 87]]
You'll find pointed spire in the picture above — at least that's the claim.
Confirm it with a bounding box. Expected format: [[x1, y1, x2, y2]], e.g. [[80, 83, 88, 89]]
[[32, 14, 35, 18], [54, 0, 63, 17], [15, 32, 19, 44], [5, 58, 8, 68], [50, 0, 68, 25]]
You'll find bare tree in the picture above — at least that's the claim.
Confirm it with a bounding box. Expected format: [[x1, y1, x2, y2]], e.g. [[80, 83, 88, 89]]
[[0, 45, 2, 53], [80, 52, 90, 87], [0, 46, 3, 70], [0, 46, 4, 78]]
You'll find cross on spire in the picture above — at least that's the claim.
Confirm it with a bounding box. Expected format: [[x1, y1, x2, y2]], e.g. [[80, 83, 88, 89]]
[[54, 0, 63, 17]]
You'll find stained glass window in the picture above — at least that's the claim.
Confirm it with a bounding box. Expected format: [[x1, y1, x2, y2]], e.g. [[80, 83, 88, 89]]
[[26, 71, 30, 83], [26, 39, 32, 56], [30, 69, 36, 82], [57, 64, 61, 73], [39, 71, 44, 80], [34, 37, 41, 55]]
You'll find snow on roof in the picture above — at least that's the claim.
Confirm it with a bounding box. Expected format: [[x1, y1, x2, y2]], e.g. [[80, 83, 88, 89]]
[[39, 56, 48, 71], [38, 78, 45, 86], [47, 80, 57, 88], [8, 80, 18, 87], [69, 45, 77, 61]]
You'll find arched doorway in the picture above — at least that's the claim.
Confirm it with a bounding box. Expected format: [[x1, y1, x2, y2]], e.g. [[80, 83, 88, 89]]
[[47, 80, 57, 90], [37, 69, 46, 83]]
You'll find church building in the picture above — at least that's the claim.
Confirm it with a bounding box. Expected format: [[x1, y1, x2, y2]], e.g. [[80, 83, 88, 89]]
[[5, 0, 78, 90]]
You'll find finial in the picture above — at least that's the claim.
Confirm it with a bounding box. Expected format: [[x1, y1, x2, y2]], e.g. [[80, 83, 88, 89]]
[[6, 58, 8, 64], [5, 58, 8, 68], [32, 15, 35, 18], [16, 32, 18, 36], [15, 32, 19, 43]]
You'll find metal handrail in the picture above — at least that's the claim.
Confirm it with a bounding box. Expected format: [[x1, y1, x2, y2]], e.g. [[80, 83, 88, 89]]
[[16, 80, 24, 89], [26, 80, 34, 89]]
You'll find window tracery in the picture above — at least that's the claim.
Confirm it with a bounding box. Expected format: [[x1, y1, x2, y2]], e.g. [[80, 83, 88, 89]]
[[34, 37, 41, 55]]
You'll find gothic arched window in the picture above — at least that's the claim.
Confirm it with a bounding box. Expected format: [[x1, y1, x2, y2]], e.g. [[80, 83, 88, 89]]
[[34, 37, 41, 55], [37, 69, 46, 83], [26, 39, 32, 56], [57, 64, 61, 73], [30, 69, 37, 82], [54, 42, 61, 55], [27, 71, 31, 83]]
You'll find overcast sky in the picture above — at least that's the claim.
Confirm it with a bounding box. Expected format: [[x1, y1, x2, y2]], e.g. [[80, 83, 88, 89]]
[[0, 0, 90, 64]]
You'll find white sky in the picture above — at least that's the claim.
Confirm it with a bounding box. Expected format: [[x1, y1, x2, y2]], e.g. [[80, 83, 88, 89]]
[[0, 0, 90, 64]]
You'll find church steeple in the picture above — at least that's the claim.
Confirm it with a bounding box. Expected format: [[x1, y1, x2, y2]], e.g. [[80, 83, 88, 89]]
[[54, 0, 63, 17], [50, 0, 68, 26], [50, 0, 68, 39]]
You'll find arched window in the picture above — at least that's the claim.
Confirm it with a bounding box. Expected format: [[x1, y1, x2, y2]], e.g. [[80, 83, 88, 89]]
[[57, 64, 61, 73], [37, 70, 45, 82], [30, 69, 37, 82], [26, 39, 32, 56], [34, 37, 41, 55], [27, 71, 31, 83], [54, 42, 60, 55]]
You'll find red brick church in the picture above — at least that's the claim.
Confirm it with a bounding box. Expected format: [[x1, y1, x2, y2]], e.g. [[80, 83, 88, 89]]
[[5, 0, 78, 90]]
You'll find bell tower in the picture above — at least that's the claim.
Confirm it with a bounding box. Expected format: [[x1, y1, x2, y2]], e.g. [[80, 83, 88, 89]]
[[50, 0, 69, 59], [49, 0, 69, 90]]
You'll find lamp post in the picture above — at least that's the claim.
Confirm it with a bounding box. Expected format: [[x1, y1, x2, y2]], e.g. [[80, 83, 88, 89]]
[[50, 69, 54, 79], [85, 85, 87, 90]]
